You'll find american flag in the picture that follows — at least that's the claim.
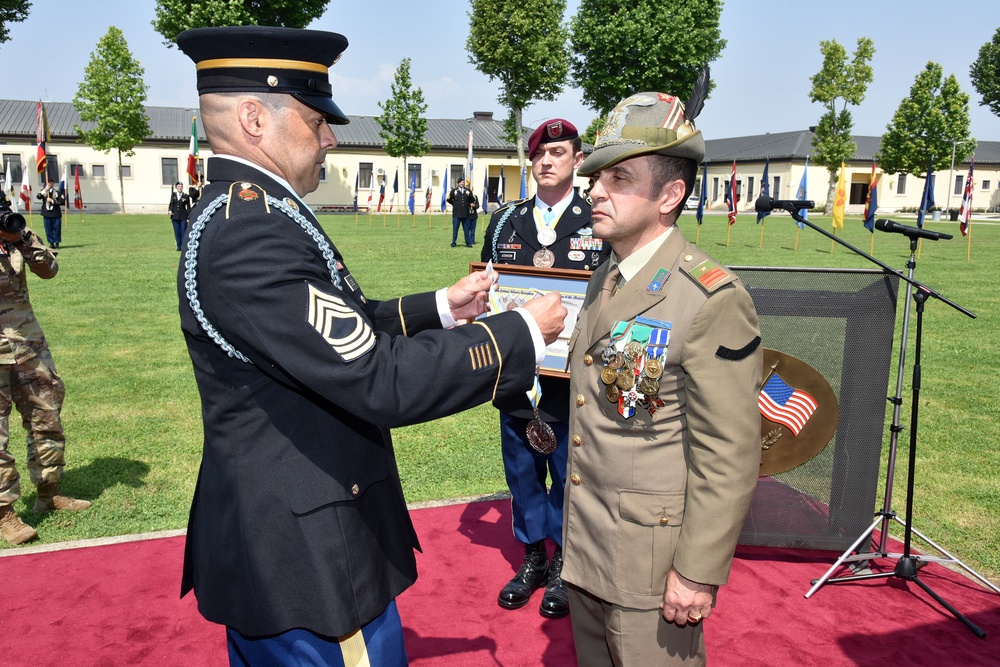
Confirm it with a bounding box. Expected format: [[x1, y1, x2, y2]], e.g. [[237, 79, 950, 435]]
[[759, 373, 818, 436]]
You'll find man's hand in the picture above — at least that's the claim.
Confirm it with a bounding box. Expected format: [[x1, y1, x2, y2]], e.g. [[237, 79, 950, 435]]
[[520, 291, 567, 345], [447, 270, 493, 321], [659, 567, 716, 627]]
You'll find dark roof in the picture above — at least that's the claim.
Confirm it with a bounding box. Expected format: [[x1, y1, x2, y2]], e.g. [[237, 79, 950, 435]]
[[705, 128, 1000, 166]]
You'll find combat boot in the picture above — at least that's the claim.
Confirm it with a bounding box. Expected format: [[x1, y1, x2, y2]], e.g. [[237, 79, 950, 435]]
[[32, 483, 91, 512], [0, 504, 38, 545], [539, 546, 569, 618], [498, 540, 549, 609]]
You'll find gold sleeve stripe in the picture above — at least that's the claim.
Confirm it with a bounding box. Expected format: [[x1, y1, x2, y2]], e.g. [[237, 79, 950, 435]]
[[335, 627, 371, 667], [397, 298, 408, 337], [196, 58, 329, 74], [471, 321, 502, 401]]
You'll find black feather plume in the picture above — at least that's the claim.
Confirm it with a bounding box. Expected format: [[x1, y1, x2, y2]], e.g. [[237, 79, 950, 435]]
[[685, 65, 710, 121]]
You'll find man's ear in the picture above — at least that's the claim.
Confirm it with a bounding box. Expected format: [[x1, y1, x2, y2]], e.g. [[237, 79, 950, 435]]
[[658, 179, 687, 217], [236, 98, 267, 139]]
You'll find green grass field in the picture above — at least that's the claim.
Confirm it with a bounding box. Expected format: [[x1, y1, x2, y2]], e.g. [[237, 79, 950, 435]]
[[4, 208, 997, 586]]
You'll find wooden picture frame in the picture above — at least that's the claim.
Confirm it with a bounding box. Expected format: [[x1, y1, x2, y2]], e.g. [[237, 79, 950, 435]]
[[470, 261, 595, 379]]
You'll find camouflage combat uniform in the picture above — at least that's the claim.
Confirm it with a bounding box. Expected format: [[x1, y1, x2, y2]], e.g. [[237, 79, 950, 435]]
[[0, 230, 66, 505]]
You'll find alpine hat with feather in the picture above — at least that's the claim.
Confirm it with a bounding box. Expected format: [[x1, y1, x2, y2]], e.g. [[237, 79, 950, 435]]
[[579, 67, 710, 176]]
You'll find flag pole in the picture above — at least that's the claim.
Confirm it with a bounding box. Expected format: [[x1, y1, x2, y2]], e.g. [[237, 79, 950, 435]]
[[726, 222, 731, 247], [830, 229, 836, 254], [695, 223, 700, 245], [758, 221, 765, 248], [794, 228, 800, 251], [967, 220, 972, 262]]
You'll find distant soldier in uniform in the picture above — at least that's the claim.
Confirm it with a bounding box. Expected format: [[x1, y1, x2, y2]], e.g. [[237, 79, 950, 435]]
[[168, 182, 192, 251], [447, 178, 475, 247], [0, 209, 90, 546], [175, 26, 566, 665], [481, 118, 610, 619], [562, 90, 762, 666], [36, 182, 65, 248]]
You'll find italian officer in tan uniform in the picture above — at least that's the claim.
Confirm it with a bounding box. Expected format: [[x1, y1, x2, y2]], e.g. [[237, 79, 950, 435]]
[[562, 90, 763, 665]]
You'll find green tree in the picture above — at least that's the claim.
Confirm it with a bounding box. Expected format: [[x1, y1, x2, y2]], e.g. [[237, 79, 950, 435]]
[[570, 0, 725, 116], [808, 37, 875, 214], [467, 0, 570, 173], [152, 0, 329, 45], [970, 27, 1000, 119], [0, 0, 30, 45], [876, 62, 976, 182], [73, 27, 152, 213], [375, 57, 430, 211]]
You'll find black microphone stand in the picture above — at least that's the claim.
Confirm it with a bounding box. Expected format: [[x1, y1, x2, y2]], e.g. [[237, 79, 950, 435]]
[[767, 203, 991, 638]]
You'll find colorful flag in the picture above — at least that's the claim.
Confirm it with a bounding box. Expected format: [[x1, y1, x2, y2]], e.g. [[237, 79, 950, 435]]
[[519, 166, 527, 199], [696, 163, 707, 226], [482, 170, 488, 214], [407, 168, 416, 214], [389, 169, 398, 211], [367, 169, 374, 208], [863, 161, 878, 232], [186, 116, 199, 183], [59, 164, 68, 200], [467, 130, 474, 184], [756, 158, 770, 224], [917, 157, 935, 228], [424, 185, 432, 212], [958, 161, 974, 237], [378, 172, 386, 212], [20, 166, 31, 211], [35, 101, 49, 177], [726, 161, 737, 225], [832, 162, 846, 230], [758, 373, 818, 436], [73, 165, 83, 210], [795, 158, 809, 229], [497, 168, 505, 206], [353, 171, 358, 212], [440, 170, 448, 213]]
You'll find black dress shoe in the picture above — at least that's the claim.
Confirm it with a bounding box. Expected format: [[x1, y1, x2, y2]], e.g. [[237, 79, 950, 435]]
[[498, 541, 549, 610], [540, 546, 569, 618]]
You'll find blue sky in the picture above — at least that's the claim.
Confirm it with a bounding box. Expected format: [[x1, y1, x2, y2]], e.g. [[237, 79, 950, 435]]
[[1, 1, 997, 142]]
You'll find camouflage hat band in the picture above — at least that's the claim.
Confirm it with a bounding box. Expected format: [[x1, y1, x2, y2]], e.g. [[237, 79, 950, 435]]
[[620, 126, 678, 146]]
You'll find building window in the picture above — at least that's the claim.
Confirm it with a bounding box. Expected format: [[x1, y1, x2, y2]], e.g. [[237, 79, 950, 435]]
[[954, 174, 964, 195], [120, 165, 133, 179], [712, 177, 719, 202], [982, 179, 991, 191], [162, 157, 179, 186], [408, 164, 422, 190], [896, 174, 907, 195], [359, 162, 373, 189], [450, 165, 465, 188], [773, 176, 781, 197], [319, 164, 327, 182], [92, 164, 106, 179], [41, 156, 59, 185], [747, 176, 755, 199], [2, 154, 22, 183], [68, 163, 85, 179]]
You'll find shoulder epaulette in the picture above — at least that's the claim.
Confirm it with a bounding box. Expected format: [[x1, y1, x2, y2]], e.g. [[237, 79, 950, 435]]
[[224, 182, 271, 219], [681, 254, 736, 294]]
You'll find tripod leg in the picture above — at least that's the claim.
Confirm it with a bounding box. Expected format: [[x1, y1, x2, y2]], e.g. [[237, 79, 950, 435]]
[[910, 575, 987, 639], [805, 515, 883, 598]]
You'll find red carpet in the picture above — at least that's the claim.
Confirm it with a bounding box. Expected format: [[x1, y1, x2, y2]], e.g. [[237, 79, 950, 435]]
[[3, 499, 998, 666]]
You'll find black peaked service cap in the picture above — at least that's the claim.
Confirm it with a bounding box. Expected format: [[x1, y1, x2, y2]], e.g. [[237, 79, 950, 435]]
[[176, 25, 350, 125]]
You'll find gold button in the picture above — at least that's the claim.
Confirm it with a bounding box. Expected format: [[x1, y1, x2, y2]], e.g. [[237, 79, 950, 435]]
[[351, 483, 360, 496], [572, 435, 582, 447], [267, 75, 279, 87], [576, 394, 585, 407], [660, 516, 670, 525], [583, 354, 594, 366], [571, 474, 582, 485], [684, 254, 693, 261]]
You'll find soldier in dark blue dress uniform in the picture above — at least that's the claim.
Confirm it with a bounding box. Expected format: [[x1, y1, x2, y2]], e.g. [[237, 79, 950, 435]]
[[480, 119, 611, 619], [175, 26, 567, 666]]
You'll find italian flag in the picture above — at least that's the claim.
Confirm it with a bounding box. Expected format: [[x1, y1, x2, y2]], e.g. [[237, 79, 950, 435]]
[[186, 116, 199, 183]]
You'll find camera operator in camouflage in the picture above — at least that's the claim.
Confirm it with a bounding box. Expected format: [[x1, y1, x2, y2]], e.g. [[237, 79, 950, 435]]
[[0, 216, 90, 546]]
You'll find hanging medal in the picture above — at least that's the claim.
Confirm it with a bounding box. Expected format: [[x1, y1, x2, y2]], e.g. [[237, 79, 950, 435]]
[[533, 207, 558, 268], [525, 373, 557, 454]]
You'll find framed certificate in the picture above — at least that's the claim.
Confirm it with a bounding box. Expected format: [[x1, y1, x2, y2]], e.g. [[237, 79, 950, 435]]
[[470, 261, 594, 379]]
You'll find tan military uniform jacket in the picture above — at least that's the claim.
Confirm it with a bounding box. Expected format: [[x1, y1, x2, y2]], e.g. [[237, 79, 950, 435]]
[[562, 226, 762, 609], [0, 231, 58, 364]]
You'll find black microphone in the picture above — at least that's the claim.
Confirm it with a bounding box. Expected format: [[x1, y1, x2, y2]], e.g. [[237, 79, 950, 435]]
[[874, 218, 953, 241], [754, 196, 815, 213]]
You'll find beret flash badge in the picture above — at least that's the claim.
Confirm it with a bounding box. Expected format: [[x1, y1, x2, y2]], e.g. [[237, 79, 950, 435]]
[[306, 284, 375, 361]]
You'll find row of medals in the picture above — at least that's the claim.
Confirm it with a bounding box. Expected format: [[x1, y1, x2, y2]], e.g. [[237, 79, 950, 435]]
[[533, 227, 557, 267], [600, 339, 664, 406]]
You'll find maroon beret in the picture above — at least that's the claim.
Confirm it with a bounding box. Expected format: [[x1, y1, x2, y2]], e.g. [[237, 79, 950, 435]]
[[528, 119, 579, 159]]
